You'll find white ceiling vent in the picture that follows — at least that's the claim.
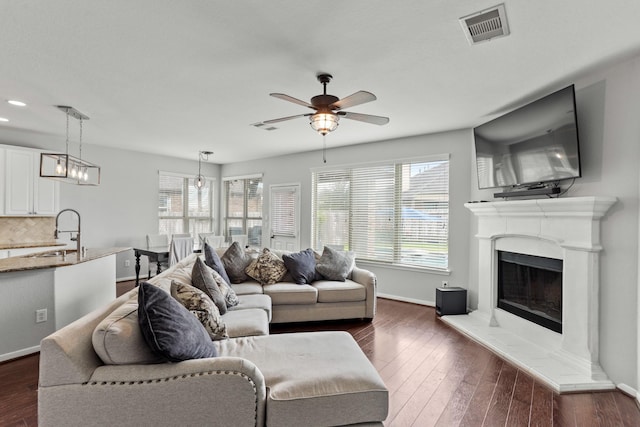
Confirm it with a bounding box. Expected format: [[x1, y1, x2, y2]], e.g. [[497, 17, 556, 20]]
[[460, 4, 510, 44]]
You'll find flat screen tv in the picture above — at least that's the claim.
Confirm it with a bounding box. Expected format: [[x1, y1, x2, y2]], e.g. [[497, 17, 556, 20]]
[[473, 85, 581, 191]]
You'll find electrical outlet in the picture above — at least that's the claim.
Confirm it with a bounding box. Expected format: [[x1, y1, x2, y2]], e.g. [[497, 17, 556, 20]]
[[441, 280, 449, 288], [36, 308, 47, 323], [124, 259, 131, 267]]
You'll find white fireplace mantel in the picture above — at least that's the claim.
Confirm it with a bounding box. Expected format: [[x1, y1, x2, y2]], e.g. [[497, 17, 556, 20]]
[[442, 196, 617, 392]]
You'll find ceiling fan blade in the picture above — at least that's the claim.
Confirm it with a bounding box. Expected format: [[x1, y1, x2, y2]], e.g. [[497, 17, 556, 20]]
[[329, 91, 377, 110], [270, 93, 315, 109], [262, 113, 310, 124], [338, 111, 389, 125]]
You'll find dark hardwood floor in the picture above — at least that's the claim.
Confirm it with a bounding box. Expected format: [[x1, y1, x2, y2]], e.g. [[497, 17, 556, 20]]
[[2, 280, 639, 426]]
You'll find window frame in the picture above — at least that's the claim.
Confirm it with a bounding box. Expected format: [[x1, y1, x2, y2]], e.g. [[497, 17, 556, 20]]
[[158, 171, 215, 237]]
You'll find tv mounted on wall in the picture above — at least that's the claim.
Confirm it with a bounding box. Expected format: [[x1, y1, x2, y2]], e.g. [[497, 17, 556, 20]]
[[473, 85, 581, 198]]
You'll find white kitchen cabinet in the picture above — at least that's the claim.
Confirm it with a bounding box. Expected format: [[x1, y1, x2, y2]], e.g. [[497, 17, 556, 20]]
[[3, 147, 59, 216]]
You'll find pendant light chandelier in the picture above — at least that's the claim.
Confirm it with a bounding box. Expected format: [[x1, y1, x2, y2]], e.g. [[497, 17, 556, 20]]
[[195, 150, 213, 190], [40, 106, 101, 186]]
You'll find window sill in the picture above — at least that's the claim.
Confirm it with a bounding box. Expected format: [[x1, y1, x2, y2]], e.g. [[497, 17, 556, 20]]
[[356, 259, 451, 275]]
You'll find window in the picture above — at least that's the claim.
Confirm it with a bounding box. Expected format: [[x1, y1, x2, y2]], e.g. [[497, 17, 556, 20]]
[[269, 184, 300, 251], [270, 185, 298, 238], [312, 156, 449, 270], [223, 175, 263, 247], [158, 172, 214, 237]]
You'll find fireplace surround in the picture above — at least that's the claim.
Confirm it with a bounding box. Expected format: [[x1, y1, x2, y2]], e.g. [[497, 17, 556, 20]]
[[443, 196, 617, 392]]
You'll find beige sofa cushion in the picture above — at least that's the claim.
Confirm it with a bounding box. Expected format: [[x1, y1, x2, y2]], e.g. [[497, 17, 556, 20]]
[[148, 265, 192, 293], [263, 283, 318, 305], [92, 300, 162, 365], [232, 281, 263, 295], [229, 294, 272, 322], [216, 331, 388, 426], [223, 308, 269, 338], [313, 279, 366, 303]]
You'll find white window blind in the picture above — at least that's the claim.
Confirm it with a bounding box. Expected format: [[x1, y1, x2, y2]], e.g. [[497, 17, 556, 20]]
[[270, 186, 298, 237], [312, 157, 449, 270]]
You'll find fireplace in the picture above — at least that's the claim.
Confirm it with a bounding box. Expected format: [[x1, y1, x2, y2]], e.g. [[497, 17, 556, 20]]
[[497, 251, 562, 333], [443, 196, 617, 392]]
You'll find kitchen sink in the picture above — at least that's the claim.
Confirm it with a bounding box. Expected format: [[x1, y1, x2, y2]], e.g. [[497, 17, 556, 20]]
[[28, 250, 76, 258]]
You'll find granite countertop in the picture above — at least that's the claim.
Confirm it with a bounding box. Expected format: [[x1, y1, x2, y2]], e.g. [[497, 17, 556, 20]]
[[0, 247, 130, 273], [0, 241, 66, 250]]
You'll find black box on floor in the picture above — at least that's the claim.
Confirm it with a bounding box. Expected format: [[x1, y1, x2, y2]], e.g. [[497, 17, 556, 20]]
[[435, 287, 467, 316]]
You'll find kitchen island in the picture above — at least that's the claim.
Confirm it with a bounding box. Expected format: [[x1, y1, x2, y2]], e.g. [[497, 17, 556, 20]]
[[0, 247, 129, 362]]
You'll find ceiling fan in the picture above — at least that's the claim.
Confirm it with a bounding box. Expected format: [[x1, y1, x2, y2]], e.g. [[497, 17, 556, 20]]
[[261, 73, 389, 136]]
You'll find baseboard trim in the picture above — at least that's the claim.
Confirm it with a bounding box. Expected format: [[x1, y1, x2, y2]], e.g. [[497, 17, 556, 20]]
[[0, 345, 40, 363], [116, 275, 137, 282], [378, 293, 434, 307], [617, 383, 640, 405]]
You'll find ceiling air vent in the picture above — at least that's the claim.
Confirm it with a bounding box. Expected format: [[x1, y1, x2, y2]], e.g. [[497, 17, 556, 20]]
[[460, 4, 510, 44]]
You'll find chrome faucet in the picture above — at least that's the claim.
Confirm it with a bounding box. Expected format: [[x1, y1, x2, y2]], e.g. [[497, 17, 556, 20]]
[[55, 209, 82, 260]]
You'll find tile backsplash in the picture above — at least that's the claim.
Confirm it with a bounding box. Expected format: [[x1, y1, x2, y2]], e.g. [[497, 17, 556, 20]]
[[0, 217, 56, 244]]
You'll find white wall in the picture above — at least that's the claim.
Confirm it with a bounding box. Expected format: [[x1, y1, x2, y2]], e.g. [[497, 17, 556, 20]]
[[221, 129, 473, 305], [470, 55, 640, 390]]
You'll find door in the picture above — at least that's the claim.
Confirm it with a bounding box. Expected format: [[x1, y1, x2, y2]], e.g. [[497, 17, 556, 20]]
[[269, 184, 300, 252]]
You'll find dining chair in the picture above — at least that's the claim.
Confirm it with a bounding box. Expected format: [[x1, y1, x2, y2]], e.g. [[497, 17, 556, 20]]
[[171, 233, 191, 239], [199, 233, 224, 249], [146, 234, 169, 248], [169, 236, 194, 266], [230, 234, 248, 249]]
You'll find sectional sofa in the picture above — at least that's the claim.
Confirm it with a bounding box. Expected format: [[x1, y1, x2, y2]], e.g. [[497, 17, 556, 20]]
[[38, 248, 387, 426]]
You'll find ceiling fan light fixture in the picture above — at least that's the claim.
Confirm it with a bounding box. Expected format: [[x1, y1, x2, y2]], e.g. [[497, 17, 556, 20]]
[[310, 112, 339, 135]]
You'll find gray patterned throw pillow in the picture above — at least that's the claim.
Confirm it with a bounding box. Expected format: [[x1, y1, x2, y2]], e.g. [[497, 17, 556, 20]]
[[221, 241, 254, 283], [315, 246, 355, 281], [170, 281, 228, 341], [245, 248, 288, 285]]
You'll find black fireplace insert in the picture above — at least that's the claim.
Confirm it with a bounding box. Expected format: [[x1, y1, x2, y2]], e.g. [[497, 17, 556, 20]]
[[497, 251, 563, 333]]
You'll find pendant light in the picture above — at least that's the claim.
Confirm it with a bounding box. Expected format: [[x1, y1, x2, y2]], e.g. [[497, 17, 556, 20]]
[[195, 150, 213, 189], [40, 106, 101, 186]]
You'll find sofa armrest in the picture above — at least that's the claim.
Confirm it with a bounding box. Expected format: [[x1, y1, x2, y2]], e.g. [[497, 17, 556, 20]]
[[351, 266, 377, 319], [38, 357, 266, 427]]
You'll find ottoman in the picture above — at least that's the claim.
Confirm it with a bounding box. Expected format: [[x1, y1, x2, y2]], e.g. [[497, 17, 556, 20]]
[[216, 331, 388, 427]]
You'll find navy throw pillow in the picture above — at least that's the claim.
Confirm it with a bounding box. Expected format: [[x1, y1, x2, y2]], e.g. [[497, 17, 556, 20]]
[[137, 282, 218, 362], [282, 248, 319, 285], [204, 242, 232, 285]]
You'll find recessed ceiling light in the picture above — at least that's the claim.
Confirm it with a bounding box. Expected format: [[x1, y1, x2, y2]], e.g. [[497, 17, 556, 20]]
[[0, 117, 9, 122], [7, 100, 27, 107]]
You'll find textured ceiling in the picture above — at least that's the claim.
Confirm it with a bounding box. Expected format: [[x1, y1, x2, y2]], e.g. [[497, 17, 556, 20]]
[[1, 1, 639, 164]]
